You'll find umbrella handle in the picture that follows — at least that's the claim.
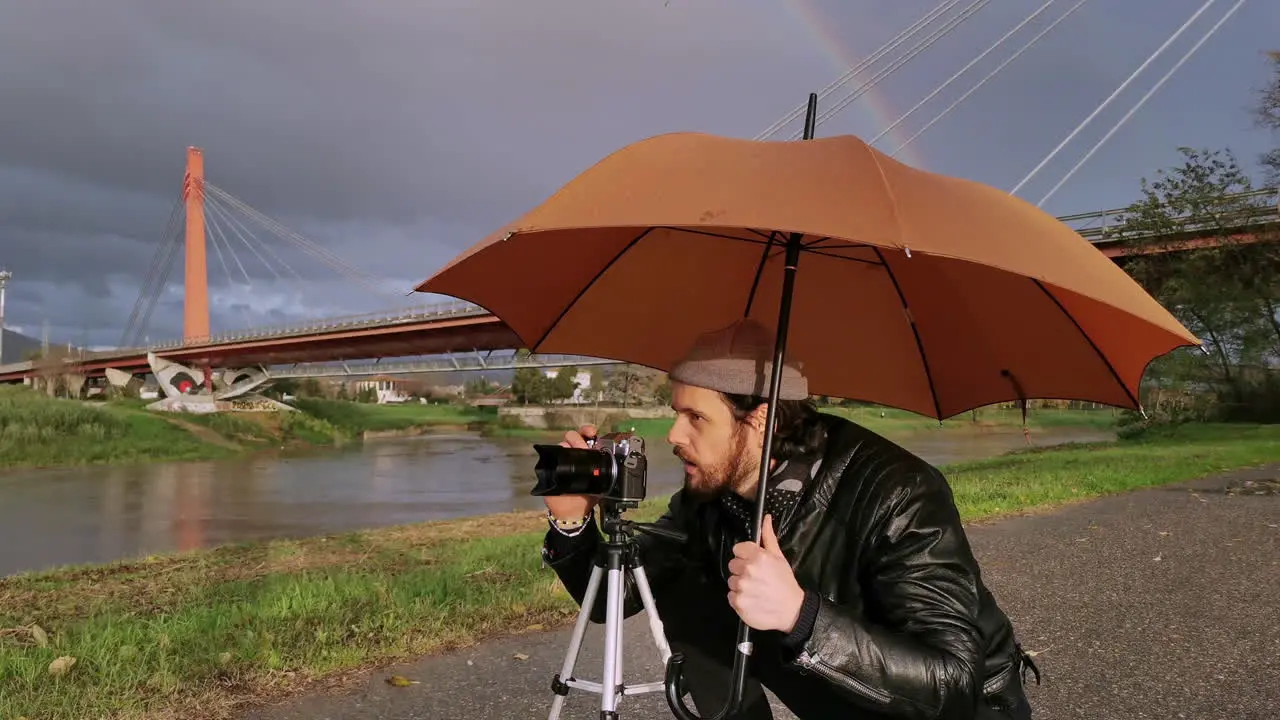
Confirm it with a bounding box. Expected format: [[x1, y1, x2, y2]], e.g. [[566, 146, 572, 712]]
[[664, 645, 751, 720]]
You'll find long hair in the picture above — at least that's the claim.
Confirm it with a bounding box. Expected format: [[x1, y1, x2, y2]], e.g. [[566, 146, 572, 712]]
[[720, 392, 827, 462]]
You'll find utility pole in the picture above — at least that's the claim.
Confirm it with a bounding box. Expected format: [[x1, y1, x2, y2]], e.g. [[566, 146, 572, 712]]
[[0, 269, 10, 364]]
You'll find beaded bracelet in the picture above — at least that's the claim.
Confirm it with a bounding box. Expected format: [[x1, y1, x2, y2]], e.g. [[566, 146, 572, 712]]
[[547, 510, 591, 536]]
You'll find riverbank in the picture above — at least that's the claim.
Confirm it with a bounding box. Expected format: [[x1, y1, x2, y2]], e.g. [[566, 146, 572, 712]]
[[0, 387, 489, 471], [1, 422, 1275, 720], [481, 404, 1120, 440], [0, 384, 1117, 472]]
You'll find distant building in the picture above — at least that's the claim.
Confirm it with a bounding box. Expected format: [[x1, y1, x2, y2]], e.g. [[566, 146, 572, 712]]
[[353, 375, 413, 404]]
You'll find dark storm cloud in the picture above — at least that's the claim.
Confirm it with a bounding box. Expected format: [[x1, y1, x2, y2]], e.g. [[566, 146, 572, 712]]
[[0, 0, 1276, 350]]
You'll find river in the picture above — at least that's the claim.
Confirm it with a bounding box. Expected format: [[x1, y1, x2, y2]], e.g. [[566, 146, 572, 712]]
[[0, 425, 1113, 577]]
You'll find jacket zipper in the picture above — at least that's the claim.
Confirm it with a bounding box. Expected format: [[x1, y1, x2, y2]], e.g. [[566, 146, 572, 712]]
[[983, 662, 1014, 695], [794, 650, 893, 705]]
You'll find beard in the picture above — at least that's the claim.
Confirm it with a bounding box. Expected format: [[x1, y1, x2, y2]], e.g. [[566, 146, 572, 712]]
[[676, 426, 759, 501]]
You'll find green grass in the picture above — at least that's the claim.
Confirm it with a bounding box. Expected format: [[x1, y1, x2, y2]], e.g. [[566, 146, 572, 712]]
[[0, 387, 238, 470], [1, 422, 1276, 720], [600, 406, 1119, 444], [289, 398, 486, 436], [0, 388, 488, 471]]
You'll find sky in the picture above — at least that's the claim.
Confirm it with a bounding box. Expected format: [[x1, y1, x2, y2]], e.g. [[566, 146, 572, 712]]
[[0, 0, 1276, 350]]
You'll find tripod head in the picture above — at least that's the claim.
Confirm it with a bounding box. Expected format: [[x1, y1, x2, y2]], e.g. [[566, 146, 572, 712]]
[[597, 500, 688, 546]]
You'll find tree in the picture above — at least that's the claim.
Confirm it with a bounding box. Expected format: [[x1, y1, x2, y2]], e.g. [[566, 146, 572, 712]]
[[464, 375, 499, 397], [512, 366, 549, 404], [549, 365, 582, 403], [1114, 147, 1280, 420]]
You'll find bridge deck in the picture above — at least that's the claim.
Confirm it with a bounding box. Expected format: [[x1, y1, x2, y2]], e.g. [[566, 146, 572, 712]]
[[2, 190, 1276, 384]]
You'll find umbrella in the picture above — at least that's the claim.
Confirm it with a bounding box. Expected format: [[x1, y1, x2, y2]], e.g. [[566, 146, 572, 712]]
[[414, 94, 1197, 718]]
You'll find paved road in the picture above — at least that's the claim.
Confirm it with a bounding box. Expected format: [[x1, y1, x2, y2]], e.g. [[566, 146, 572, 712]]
[[243, 467, 1280, 719]]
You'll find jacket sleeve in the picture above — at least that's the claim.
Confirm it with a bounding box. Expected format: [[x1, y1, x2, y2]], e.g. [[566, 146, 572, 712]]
[[542, 490, 694, 624], [787, 467, 984, 719]]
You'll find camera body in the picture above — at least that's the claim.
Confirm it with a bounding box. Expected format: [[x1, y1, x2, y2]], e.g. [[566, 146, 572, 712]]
[[532, 433, 648, 508]]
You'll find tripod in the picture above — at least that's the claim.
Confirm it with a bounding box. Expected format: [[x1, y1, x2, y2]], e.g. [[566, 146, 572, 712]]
[[547, 501, 687, 720]]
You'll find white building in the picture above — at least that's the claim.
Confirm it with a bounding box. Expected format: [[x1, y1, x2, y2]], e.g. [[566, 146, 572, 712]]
[[353, 375, 412, 404], [543, 369, 593, 404]]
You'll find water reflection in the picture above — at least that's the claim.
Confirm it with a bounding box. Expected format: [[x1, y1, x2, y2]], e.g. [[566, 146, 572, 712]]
[[0, 425, 1111, 577]]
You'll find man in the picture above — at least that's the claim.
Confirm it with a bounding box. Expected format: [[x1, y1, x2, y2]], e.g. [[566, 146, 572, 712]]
[[541, 319, 1038, 719]]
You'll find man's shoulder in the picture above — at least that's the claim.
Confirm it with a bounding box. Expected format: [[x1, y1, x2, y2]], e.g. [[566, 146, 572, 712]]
[[815, 412, 947, 499]]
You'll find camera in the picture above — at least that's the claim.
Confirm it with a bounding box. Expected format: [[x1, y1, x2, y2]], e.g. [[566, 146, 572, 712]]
[[531, 432, 648, 507]]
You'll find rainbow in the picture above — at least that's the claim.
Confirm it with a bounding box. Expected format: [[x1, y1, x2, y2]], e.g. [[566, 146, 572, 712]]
[[782, 0, 928, 168]]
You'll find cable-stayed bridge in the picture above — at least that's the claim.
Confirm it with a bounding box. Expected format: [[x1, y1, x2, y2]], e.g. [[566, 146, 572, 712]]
[[0, 0, 1274, 403]]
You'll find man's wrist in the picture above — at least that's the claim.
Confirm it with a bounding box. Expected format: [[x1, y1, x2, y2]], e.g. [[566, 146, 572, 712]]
[[781, 588, 820, 649]]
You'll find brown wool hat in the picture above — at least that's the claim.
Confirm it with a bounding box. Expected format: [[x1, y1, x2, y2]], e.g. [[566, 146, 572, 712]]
[[668, 318, 808, 400]]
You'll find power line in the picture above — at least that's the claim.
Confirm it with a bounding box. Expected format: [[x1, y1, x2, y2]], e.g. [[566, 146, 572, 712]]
[[1008, 0, 1221, 196], [755, 0, 962, 140], [1036, 0, 1249, 207], [797, 0, 994, 138], [889, 0, 1092, 157], [870, 0, 1060, 146]]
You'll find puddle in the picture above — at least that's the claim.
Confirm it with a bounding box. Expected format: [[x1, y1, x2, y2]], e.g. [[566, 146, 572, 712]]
[[1191, 477, 1280, 496]]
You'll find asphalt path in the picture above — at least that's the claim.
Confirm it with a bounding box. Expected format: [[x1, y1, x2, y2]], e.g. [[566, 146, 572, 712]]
[[243, 466, 1280, 720]]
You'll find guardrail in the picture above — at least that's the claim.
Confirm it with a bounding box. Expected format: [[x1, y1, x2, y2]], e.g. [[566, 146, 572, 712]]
[[84, 300, 490, 360], [1060, 187, 1279, 242], [267, 353, 618, 379]]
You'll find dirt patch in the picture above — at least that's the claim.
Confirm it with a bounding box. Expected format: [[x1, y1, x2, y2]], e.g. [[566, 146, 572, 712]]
[[159, 416, 242, 450], [1193, 476, 1280, 496]]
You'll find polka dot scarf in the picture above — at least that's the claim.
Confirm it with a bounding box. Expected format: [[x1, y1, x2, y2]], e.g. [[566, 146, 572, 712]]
[[719, 456, 818, 542]]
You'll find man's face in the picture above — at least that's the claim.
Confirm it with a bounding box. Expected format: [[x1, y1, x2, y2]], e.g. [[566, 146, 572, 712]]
[[666, 381, 763, 499]]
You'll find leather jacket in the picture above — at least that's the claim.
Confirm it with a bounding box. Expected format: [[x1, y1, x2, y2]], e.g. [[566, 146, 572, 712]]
[[543, 413, 1037, 719]]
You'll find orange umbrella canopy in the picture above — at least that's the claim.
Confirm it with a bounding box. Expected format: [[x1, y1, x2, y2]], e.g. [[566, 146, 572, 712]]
[[417, 131, 1197, 418]]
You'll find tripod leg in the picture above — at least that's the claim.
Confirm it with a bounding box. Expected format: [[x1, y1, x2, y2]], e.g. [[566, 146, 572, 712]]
[[548, 564, 603, 720], [629, 565, 672, 665], [600, 562, 626, 718]]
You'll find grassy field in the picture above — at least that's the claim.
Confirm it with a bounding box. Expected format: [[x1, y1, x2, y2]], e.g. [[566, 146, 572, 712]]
[[598, 405, 1120, 444], [1, 382, 1119, 473], [1, 421, 1275, 720], [0, 388, 491, 471], [0, 388, 241, 470]]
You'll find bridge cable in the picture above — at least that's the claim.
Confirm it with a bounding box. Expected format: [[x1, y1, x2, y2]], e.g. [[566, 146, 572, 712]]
[[870, 0, 1060, 147], [205, 196, 290, 283], [206, 193, 314, 330], [754, 0, 963, 140], [203, 183, 397, 297], [206, 192, 305, 281], [119, 191, 183, 346], [1007, 0, 1222, 196], [795, 0, 994, 139], [890, 0, 1093, 157], [123, 211, 184, 347], [203, 207, 259, 331], [1035, 0, 1249, 207], [128, 217, 186, 347]]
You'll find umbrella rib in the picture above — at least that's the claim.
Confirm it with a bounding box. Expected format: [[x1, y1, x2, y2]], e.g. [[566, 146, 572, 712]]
[[529, 228, 655, 352], [804, 248, 882, 265], [743, 231, 781, 318], [670, 227, 882, 265], [871, 247, 943, 419], [1032, 280, 1141, 409]]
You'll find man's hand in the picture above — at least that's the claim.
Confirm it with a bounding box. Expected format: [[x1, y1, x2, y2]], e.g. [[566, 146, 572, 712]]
[[543, 424, 600, 520], [727, 514, 805, 633]]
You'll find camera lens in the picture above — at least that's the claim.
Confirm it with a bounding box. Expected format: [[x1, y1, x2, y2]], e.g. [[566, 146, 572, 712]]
[[531, 445, 616, 496]]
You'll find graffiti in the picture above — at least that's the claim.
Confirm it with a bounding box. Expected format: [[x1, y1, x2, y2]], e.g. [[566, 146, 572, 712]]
[[224, 398, 285, 412]]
